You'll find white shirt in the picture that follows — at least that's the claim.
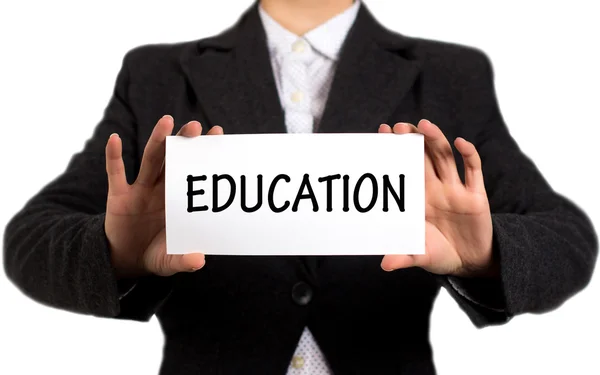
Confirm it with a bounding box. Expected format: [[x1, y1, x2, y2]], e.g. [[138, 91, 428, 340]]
[[258, 2, 361, 374], [259, 2, 360, 134]]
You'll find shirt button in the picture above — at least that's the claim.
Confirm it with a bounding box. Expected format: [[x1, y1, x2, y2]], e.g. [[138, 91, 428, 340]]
[[292, 281, 313, 305], [291, 91, 304, 103], [291, 355, 305, 369], [292, 40, 306, 53]]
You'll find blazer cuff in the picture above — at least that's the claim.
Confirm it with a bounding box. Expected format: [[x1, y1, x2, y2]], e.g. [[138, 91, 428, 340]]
[[446, 275, 506, 312], [117, 279, 138, 300], [80, 213, 124, 317], [439, 274, 511, 327], [439, 214, 519, 327], [93, 215, 171, 322]]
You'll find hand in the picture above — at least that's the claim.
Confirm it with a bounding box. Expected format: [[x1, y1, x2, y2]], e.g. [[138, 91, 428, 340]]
[[104, 115, 224, 278], [378, 119, 497, 278]]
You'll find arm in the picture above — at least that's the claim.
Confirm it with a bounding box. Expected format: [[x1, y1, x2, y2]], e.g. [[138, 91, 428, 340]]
[[442, 52, 598, 327], [380, 51, 597, 328], [3, 51, 171, 321]]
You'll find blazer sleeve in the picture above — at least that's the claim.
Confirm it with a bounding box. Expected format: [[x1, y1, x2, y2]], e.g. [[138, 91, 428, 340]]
[[440, 51, 598, 328], [3, 50, 171, 322]]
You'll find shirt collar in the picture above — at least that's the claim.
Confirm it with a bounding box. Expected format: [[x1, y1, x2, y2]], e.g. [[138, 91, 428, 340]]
[[258, 1, 361, 61]]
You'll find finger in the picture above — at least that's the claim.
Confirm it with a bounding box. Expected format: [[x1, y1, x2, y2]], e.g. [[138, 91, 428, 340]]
[[392, 122, 418, 134], [167, 253, 206, 274], [417, 119, 461, 184], [206, 125, 224, 135], [105, 133, 129, 195], [136, 115, 175, 187], [454, 137, 485, 192], [393, 122, 438, 184], [155, 120, 203, 184], [378, 124, 392, 133], [423, 145, 439, 187], [381, 253, 429, 271], [176, 120, 202, 137], [157, 124, 225, 188], [145, 228, 206, 276]]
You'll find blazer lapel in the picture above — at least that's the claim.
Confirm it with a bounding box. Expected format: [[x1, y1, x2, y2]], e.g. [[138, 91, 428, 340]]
[[180, 3, 285, 135], [317, 4, 421, 134], [180, 3, 420, 136]]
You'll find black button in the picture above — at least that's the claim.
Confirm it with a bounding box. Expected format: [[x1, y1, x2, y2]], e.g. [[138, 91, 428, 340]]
[[292, 281, 313, 306]]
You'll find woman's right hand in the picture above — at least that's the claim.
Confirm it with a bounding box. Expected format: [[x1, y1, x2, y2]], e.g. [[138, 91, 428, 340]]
[[104, 115, 223, 279]]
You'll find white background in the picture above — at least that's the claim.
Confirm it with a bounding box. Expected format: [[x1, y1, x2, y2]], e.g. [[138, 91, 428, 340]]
[[0, 1, 598, 374]]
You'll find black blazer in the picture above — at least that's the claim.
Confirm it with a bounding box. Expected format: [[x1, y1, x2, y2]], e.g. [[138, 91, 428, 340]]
[[3, 3, 597, 374]]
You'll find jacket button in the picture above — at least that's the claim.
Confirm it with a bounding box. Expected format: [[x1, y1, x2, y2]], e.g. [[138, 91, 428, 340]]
[[292, 281, 313, 306]]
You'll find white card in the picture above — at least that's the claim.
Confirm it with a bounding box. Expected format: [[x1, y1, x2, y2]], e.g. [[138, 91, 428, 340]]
[[165, 133, 424, 255]]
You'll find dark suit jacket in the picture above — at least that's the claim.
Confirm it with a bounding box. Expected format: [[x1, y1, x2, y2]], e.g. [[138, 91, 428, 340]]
[[3, 3, 598, 374]]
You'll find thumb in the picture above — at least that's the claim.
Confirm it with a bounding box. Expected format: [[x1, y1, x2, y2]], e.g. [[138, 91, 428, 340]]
[[381, 254, 429, 272], [167, 253, 206, 275], [144, 229, 206, 276]]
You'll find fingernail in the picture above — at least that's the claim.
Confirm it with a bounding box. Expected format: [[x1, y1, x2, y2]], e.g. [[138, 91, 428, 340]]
[[109, 133, 118, 138], [162, 115, 173, 121], [381, 264, 395, 272]]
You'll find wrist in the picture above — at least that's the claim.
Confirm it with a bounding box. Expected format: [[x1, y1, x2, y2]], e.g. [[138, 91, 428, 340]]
[[456, 239, 500, 279], [105, 234, 149, 280]]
